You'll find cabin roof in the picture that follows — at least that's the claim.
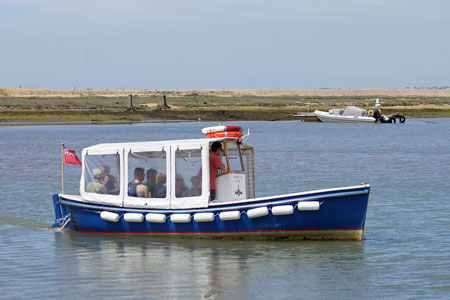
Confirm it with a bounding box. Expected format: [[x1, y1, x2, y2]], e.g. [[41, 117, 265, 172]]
[[83, 137, 253, 152]]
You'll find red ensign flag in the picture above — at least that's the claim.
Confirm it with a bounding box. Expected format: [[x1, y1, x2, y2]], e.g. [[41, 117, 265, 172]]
[[64, 148, 82, 166]]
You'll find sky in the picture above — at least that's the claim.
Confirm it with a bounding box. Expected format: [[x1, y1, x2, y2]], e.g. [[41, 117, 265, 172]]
[[1, 0, 449, 90]]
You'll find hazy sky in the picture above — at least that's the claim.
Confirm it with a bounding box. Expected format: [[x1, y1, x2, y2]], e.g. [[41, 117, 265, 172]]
[[1, 0, 449, 90]]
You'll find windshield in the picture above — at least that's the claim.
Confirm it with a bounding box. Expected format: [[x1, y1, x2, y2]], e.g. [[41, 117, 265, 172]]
[[225, 142, 245, 172]]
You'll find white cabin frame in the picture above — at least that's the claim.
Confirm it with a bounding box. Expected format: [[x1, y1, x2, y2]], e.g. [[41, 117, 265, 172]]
[[79, 138, 254, 209]]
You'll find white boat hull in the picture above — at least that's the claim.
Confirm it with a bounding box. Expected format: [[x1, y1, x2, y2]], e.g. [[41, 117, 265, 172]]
[[314, 110, 376, 123]]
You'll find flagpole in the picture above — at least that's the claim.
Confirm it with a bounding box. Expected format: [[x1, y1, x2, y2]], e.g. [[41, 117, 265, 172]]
[[61, 143, 65, 194]]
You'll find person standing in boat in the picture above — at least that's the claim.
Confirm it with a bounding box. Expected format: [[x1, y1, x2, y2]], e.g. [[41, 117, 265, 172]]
[[209, 142, 227, 200], [86, 168, 107, 194], [102, 164, 119, 195], [128, 167, 150, 198]]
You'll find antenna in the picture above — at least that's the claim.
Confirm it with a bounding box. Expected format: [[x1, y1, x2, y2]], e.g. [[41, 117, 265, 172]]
[[375, 98, 381, 107]]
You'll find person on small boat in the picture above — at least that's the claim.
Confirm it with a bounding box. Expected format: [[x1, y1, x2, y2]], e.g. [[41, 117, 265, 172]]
[[175, 174, 189, 198], [102, 164, 118, 195], [189, 175, 201, 196], [128, 167, 150, 198], [86, 168, 107, 194], [152, 173, 167, 198], [209, 142, 227, 200], [144, 168, 157, 195]]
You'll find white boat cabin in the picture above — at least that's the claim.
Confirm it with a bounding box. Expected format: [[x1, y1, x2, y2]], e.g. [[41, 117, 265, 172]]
[[80, 137, 255, 209]]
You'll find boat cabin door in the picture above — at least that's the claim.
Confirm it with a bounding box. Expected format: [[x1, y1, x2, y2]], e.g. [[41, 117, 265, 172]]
[[215, 141, 247, 202]]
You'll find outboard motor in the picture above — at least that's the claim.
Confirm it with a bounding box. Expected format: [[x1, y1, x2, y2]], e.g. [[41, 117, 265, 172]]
[[371, 99, 392, 123], [369, 98, 404, 123], [379, 115, 393, 123]]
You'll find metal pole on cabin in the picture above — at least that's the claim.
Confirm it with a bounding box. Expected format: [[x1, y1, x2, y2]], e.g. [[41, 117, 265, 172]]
[[61, 143, 65, 194], [128, 94, 133, 108]]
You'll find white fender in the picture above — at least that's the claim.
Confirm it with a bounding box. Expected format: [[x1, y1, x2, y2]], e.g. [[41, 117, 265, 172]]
[[170, 214, 192, 223], [247, 207, 269, 218], [219, 211, 241, 221], [193, 212, 215, 222], [124, 213, 144, 222], [100, 211, 120, 223], [271, 205, 294, 216], [145, 213, 166, 223], [298, 201, 320, 211]]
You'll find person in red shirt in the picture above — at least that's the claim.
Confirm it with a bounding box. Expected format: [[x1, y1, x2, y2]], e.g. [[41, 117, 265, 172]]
[[209, 142, 228, 200]]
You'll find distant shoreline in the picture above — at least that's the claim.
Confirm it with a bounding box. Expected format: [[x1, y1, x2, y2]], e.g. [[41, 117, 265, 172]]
[[2, 87, 450, 98], [1, 87, 449, 122]]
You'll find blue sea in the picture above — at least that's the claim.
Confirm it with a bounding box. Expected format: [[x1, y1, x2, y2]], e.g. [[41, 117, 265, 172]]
[[0, 119, 449, 299]]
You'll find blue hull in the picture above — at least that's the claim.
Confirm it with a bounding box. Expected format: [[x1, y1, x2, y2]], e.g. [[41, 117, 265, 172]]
[[53, 185, 370, 240]]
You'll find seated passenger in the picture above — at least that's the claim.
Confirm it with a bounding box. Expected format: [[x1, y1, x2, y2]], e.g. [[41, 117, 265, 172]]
[[136, 184, 149, 198], [128, 167, 149, 198], [86, 168, 107, 194], [152, 173, 167, 198], [144, 168, 157, 196], [102, 164, 119, 195], [175, 174, 189, 198], [189, 175, 201, 196]]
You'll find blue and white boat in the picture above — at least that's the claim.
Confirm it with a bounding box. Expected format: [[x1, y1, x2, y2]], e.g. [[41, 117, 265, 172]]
[[52, 126, 370, 240]]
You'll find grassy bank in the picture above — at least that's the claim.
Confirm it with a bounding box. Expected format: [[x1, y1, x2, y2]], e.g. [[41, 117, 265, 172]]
[[1, 87, 450, 122], [0, 107, 299, 122]]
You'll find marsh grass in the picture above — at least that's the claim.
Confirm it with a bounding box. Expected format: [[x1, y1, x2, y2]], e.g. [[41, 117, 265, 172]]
[[1, 88, 450, 122], [2, 95, 449, 109]]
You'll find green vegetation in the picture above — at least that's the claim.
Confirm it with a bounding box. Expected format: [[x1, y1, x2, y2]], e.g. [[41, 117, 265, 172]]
[[0, 94, 449, 123], [2, 94, 450, 110]]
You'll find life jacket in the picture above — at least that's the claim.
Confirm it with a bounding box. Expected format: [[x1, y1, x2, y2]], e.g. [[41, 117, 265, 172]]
[[128, 181, 142, 197]]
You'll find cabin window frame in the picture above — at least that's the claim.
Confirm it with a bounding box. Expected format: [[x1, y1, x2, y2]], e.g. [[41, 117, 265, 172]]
[[222, 141, 246, 174], [170, 142, 210, 209], [80, 148, 124, 207], [123, 145, 171, 209]]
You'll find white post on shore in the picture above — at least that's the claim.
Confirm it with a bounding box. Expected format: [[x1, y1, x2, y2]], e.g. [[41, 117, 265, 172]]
[[61, 143, 65, 194]]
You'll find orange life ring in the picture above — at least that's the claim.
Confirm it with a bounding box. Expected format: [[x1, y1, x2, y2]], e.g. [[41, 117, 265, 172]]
[[205, 131, 244, 138]]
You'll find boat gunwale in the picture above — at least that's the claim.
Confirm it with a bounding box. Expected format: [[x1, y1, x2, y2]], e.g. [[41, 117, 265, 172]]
[[57, 184, 370, 214]]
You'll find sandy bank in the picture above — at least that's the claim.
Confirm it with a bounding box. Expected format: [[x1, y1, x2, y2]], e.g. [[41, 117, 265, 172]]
[[2, 87, 450, 98]]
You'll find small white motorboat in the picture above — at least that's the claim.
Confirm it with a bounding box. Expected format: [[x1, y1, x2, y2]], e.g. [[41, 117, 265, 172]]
[[314, 106, 376, 123], [313, 99, 405, 124]]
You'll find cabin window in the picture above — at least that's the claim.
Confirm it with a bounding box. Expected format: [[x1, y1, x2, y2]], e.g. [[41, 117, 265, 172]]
[[84, 154, 120, 195], [128, 151, 167, 198], [175, 148, 202, 198], [225, 142, 246, 172]]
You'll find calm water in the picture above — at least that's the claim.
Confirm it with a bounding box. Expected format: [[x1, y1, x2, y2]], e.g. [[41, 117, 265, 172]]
[[0, 120, 449, 300]]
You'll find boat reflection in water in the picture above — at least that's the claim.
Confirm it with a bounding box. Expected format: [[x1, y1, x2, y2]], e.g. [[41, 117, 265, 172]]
[[54, 232, 367, 299]]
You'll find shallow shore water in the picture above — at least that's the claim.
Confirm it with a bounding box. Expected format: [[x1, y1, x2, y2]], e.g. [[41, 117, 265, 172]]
[[1, 119, 449, 299]]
